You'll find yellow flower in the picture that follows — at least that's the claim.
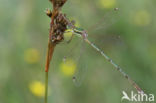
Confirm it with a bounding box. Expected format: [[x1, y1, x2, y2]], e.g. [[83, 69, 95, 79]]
[[98, 0, 116, 9], [60, 59, 76, 76], [29, 81, 45, 97], [24, 48, 40, 64], [132, 10, 151, 26]]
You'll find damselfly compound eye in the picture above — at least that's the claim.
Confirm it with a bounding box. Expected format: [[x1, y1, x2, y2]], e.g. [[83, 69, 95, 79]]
[[71, 20, 76, 25]]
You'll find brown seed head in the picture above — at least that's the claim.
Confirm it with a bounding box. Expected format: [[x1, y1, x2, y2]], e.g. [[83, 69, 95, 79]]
[[49, 0, 67, 9]]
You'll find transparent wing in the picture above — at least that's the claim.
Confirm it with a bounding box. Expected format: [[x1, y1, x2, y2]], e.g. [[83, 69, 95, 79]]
[[87, 8, 120, 34], [86, 8, 122, 48], [72, 39, 88, 87], [59, 32, 88, 87]]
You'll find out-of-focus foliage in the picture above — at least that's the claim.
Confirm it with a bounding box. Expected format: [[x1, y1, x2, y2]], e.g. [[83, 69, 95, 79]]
[[24, 48, 40, 64], [98, 0, 116, 9], [0, 0, 156, 103]]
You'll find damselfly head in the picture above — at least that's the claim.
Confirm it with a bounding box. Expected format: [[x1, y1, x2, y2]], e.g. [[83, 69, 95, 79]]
[[71, 20, 76, 25]]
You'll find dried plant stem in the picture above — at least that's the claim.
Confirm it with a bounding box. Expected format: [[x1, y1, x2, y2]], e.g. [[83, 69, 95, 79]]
[[44, 0, 67, 102], [44, 19, 56, 103], [44, 38, 55, 103]]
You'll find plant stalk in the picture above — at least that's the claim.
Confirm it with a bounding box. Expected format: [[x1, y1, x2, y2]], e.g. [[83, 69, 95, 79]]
[[45, 72, 49, 103]]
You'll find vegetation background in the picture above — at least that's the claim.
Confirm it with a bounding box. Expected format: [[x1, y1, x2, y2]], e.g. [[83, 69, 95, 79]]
[[0, 0, 156, 103]]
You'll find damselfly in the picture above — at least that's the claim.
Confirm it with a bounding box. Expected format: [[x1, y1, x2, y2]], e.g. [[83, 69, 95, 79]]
[[63, 13, 144, 94]]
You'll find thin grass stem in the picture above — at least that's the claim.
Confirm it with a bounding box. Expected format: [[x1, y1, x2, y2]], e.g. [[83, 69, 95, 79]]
[[45, 72, 49, 103]]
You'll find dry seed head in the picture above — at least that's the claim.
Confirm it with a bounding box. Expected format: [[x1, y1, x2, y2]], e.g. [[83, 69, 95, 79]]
[[51, 13, 68, 44], [50, 0, 67, 9]]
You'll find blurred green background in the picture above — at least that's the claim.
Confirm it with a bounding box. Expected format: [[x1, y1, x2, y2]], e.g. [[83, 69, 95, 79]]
[[0, 0, 156, 103]]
